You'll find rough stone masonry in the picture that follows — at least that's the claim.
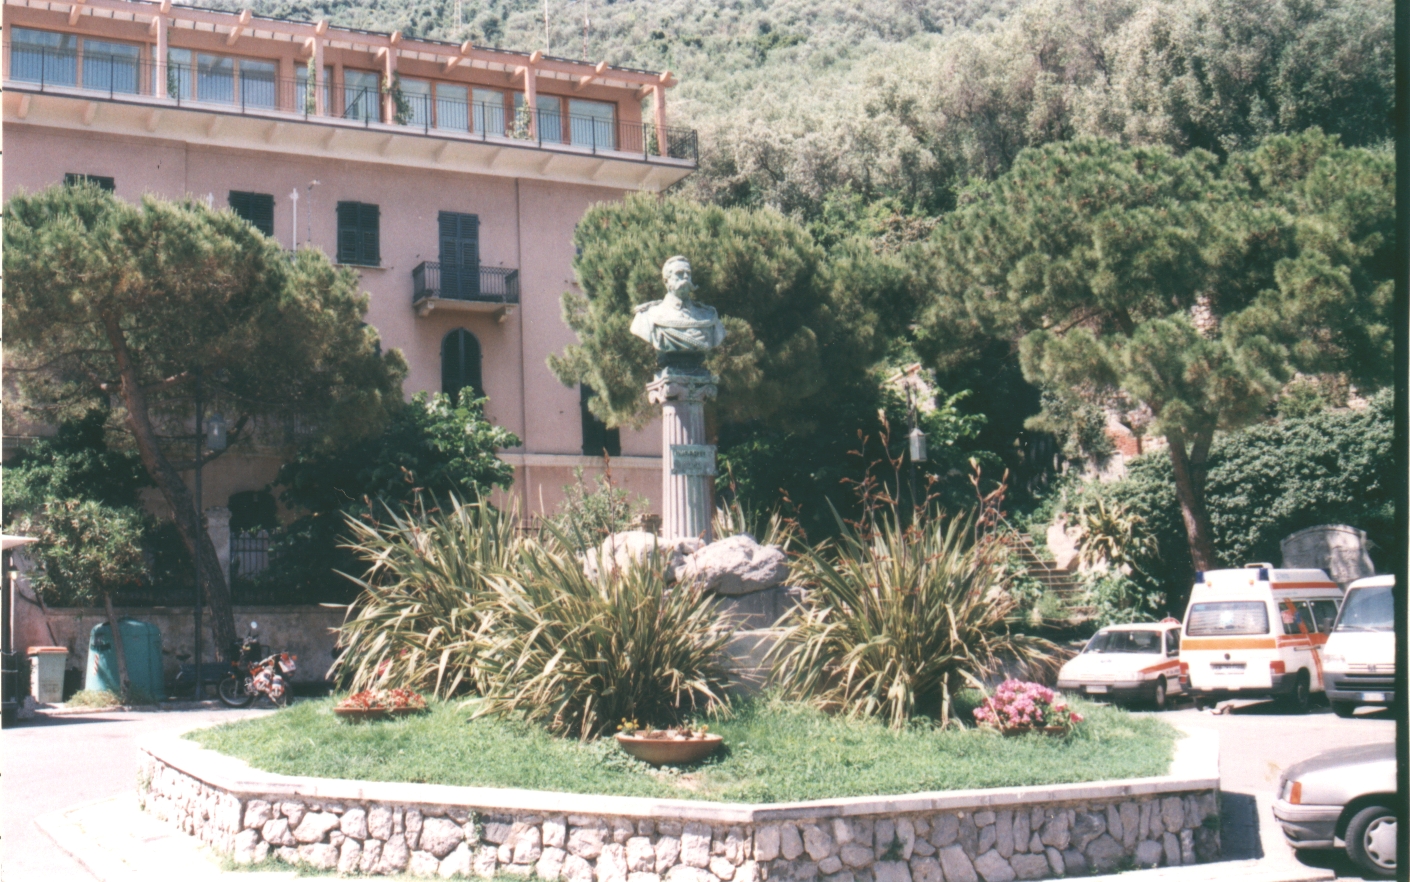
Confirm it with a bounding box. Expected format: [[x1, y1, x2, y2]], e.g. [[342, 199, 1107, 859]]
[[138, 750, 1220, 880]]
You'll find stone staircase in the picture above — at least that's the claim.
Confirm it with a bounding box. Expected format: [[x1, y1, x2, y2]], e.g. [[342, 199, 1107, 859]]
[[1010, 533, 1095, 622]]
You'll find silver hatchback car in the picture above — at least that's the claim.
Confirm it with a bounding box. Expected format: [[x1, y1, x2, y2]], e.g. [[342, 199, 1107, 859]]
[[1272, 741, 1397, 877]]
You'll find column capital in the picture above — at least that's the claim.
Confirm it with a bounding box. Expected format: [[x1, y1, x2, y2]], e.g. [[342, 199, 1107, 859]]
[[647, 370, 717, 404]]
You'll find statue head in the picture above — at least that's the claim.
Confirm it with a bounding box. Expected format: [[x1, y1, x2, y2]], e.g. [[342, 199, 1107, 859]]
[[662, 255, 695, 302]]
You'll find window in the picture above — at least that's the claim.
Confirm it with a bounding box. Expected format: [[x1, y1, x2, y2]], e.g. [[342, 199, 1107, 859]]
[[336, 202, 380, 266], [295, 64, 331, 113], [515, 93, 562, 141], [438, 212, 480, 299], [473, 87, 505, 135], [437, 83, 469, 132], [343, 69, 380, 122], [1186, 601, 1270, 637], [399, 77, 431, 127], [81, 39, 140, 94], [1308, 599, 1340, 633], [239, 58, 277, 109], [580, 385, 621, 458], [1278, 599, 1315, 636], [64, 173, 115, 192], [196, 54, 235, 104], [166, 47, 193, 99], [569, 99, 615, 149], [10, 28, 78, 86], [1335, 585, 1392, 631], [441, 329, 482, 399], [1165, 629, 1180, 656], [1081, 630, 1161, 654], [229, 191, 275, 237]]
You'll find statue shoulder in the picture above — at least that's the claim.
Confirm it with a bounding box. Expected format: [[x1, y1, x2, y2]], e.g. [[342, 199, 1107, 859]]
[[634, 299, 662, 315]]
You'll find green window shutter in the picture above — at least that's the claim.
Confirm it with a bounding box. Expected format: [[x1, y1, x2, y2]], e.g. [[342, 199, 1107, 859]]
[[228, 191, 275, 237], [336, 202, 359, 264], [437, 211, 479, 298], [358, 203, 380, 266]]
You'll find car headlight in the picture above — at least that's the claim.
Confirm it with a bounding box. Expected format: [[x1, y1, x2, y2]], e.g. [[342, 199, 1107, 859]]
[[1281, 779, 1303, 804]]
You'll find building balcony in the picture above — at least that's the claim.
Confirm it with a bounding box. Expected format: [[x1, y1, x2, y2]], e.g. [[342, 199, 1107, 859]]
[[412, 262, 520, 319], [4, 44, 697, 190]]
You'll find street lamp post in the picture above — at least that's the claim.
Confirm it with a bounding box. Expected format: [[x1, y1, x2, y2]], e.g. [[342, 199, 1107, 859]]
[[903, 371, 927, 516], [192, 373, 227, 701]]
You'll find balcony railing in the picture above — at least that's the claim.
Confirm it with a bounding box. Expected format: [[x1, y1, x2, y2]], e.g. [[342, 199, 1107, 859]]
[[412, 262, 520, 306], [4, 43, 699, 163]]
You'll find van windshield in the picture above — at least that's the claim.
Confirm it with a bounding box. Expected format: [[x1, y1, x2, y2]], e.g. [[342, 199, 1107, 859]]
[[1334, 585, 1393, 632], [1186, 601, 1269, 636], [1083, 630, 1162, 654]]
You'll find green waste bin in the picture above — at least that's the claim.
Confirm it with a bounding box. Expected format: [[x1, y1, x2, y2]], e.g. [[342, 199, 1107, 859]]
[[86, 619, 163, 702]]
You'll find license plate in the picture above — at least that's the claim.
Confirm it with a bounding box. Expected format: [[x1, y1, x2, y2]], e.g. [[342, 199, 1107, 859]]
[[1211, 665, 1245, 674], [1362, 692, 1386, 702], [1087, 685, 1108, 694]]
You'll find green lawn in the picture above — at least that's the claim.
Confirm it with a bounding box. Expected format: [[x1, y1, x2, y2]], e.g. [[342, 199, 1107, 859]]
[[190, 697, 1178, 804]]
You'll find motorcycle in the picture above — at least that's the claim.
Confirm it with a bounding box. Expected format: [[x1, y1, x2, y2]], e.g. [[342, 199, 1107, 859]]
[[217, 622, 297, 708]]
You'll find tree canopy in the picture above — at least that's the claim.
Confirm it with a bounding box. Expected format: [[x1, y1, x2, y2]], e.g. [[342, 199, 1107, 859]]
[[916, 131, 1393, 569], [550, 193, 912, 431], [3, 183, 407, 653]]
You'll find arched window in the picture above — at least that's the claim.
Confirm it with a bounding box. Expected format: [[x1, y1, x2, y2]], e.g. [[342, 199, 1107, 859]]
[[441, 329, 482, 400]]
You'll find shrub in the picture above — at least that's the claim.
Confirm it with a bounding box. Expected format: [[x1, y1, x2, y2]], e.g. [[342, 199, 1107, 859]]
[[769, 508, 1059, 729], [262, 390, 520, 603], [331, 497, 522, 698], [973, 680, 1083, 733], [546, 467, 648, 554], [472, 538, 736, 740]]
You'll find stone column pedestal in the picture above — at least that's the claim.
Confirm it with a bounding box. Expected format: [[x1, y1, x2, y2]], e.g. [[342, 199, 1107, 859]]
[[647, 371, 717, 542]]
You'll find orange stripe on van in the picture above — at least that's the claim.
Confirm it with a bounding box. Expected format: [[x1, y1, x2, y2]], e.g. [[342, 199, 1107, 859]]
[[1271, 582, 1339, 590], [1180, 637, 1278, 650]]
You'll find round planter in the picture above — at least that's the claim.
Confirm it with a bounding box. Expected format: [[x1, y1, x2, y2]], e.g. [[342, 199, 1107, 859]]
[[334, 706, 425, 722], [615, 732, 722, 766]]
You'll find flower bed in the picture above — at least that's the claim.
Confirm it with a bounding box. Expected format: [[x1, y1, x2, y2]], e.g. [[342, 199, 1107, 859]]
[[141, 716, 1222, 880]]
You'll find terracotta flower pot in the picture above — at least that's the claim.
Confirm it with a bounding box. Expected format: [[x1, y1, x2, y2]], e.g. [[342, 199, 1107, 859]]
[[334, 706, 425, 722], [614, 732, 722, 766]]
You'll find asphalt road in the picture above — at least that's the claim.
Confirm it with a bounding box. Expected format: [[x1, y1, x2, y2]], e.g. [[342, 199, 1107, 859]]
[[1, 703, 271, 882], [0, 698, 1396, 881], [1153, 697, 1396, 879]]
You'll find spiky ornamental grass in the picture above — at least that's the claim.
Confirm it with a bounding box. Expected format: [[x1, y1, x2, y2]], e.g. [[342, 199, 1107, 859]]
[[330, 497, 522, 698], [472, 536, 736, 740], [769, 509, 1059, 729]]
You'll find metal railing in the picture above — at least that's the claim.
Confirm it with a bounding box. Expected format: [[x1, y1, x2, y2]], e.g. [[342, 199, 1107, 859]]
[[230, 529, 271, 581], [5, 43, 698, 163], [412, 262, 520, 305]]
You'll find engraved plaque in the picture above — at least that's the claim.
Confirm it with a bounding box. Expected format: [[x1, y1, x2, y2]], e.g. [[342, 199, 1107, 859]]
[[670, 444, 717, 476]]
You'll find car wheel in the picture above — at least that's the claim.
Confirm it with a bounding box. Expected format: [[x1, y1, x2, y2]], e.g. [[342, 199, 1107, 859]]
[[1331, 700, 1358, 718], [1345, 804, 1397, 878], [1153, 677, 1168, 712], [1281, 671, 1311, 714]]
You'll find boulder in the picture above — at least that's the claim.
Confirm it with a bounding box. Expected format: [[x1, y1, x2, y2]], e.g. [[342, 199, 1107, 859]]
[[674, 535, 789, 596], [585, 532, 702, 581]]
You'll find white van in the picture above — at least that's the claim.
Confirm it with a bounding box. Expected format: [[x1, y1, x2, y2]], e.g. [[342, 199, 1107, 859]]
[[1180, 564, 1343, 713], [1322, 575, 1395, 717]]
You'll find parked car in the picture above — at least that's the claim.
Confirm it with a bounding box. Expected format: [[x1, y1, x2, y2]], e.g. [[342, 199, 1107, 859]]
[[1056, 619, 1184, 710], [1322, 575, 1396, 717], [1272, 741, 1397, 878]]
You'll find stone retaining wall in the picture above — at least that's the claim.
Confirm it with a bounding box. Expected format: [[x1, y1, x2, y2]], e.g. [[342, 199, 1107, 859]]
[[138, 728, 1221, 881]]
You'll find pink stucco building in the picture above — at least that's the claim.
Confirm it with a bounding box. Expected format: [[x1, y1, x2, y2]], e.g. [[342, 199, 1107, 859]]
[[2, 0, 693, 522]]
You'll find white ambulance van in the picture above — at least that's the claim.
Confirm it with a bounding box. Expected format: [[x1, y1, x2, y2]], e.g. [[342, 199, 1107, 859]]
[[1180, 564, 1342, 713]]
